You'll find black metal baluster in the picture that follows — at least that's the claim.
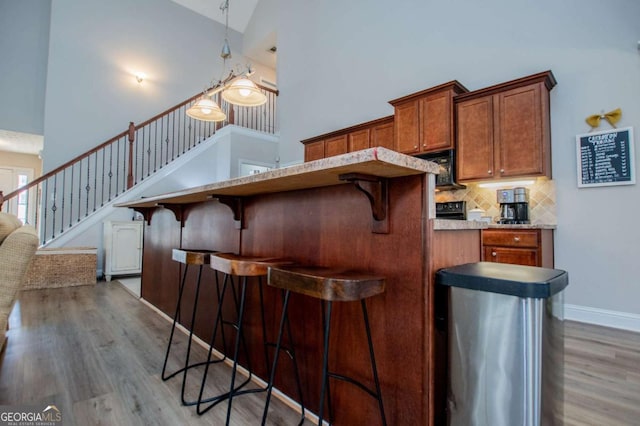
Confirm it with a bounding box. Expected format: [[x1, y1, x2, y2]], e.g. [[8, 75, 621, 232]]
[[60, 169, 65, 234], [77, 161, 82, 223], [153, 121, 158, 172], [51, 175, 57, 239], [93, 152, 97, 212], [143, 127, 149, 180], [69, 164, 74, 228], [108, 142, 114, 201], [86, 156, 91, 217], [43, 179, 48, 244], [164, 115, 169, 166], [101, 146, 106, 206], [116, 136, 121, 194]]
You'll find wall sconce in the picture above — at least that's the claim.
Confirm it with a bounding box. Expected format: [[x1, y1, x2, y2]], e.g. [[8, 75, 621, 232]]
[[135, 72, 145, 84]]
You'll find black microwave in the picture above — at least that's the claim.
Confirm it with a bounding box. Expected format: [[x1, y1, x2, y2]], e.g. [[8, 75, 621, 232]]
[[414, 149, 465, 190]]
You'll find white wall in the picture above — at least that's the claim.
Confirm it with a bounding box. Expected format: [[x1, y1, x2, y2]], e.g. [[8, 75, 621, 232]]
[[276, 0, 640, 320], [43, 0, 275, 172], [0, 0, 51, 135]]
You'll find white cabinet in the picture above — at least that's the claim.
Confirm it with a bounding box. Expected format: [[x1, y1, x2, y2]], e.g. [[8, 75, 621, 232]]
[[104, 221, 143, 281]]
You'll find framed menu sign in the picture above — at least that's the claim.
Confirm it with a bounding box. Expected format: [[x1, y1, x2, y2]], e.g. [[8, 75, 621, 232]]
[[576, 127, 635, 187]]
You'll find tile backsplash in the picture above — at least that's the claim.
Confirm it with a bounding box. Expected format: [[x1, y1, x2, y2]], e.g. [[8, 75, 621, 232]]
[[435, 178, 557, 225]]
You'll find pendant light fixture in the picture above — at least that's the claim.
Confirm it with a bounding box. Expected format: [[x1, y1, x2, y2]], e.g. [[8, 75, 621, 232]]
[[186, 0, 267, 122]]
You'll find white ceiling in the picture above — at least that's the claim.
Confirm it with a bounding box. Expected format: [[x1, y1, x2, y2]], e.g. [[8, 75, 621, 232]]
[[0, 129, 43, 156], [170, 0, 260, 33]]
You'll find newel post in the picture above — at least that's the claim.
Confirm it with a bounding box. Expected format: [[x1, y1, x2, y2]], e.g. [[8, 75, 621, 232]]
[[0, 191, 4, 211], [228, 103, 235, 125], [127, 122, 135, 189]]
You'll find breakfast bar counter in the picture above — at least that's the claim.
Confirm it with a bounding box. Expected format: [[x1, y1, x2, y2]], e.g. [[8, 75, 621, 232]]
[[117, 147, 481, 425]]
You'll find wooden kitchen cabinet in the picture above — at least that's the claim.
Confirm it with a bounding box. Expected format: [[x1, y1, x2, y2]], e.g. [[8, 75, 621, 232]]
[[370, 117, 395, 149], [304, 140, 325, 162], [302, 116, 394, 161], [389, 81, 468, 155], [456, 71, 556, 182], [325, 134, 348, 157], [482, 228, 553, 268], [348, 128, 370, 152]]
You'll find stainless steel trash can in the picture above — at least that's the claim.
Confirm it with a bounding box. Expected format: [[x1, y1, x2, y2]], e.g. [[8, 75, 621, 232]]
[[436, 262, 568, 426]]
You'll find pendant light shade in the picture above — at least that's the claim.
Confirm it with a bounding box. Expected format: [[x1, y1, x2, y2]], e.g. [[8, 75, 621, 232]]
[[221, 78, 268, 107], [186, 98, 226, 122], [186, 0, 269, 122]]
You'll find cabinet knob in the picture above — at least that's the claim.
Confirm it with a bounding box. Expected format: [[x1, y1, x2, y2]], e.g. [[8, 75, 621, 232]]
[[414, 145, 418, 149], [488, 170, 493, 174], [514, 236, 520, 242], [500, 168, 505, 173], [492, 251, 497, 257]]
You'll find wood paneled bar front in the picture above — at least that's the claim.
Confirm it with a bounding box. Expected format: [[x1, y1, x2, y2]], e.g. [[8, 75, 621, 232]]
[[116, 147, 481, 425]]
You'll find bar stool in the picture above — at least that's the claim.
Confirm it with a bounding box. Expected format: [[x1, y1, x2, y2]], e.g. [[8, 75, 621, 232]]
[[265, 265, 387, 426], [197, 253, 306, 425], [161, 249, 228, 406]]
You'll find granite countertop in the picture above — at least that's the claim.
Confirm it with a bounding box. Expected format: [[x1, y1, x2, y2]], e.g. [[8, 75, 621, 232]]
[[487, 223, 557, 230], [433, 219, 557, 231], [116, 147, 440, 208]]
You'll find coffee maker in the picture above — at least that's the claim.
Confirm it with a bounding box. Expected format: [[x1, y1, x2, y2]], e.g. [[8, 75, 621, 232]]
[[497, 187, 530, 224]]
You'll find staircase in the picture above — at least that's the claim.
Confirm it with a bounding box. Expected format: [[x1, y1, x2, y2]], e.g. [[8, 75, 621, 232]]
[[0, 86, 278, 247]]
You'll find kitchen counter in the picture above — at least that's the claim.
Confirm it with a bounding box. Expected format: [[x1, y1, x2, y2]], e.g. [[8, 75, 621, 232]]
[[116, 147, 477, 425], [433, 219, 556, 231], [488, 223, 557, 230], [117, 147, 439, 208]]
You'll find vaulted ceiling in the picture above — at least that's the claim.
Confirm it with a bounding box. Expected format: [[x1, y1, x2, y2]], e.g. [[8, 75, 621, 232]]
[[170, 0, 260, 33]]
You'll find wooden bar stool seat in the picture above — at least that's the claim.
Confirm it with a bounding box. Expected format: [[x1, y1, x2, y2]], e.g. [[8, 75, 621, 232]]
[[197, 253, 306, 426], [265, 265, 387, 426], [162, 249, 224, 407]]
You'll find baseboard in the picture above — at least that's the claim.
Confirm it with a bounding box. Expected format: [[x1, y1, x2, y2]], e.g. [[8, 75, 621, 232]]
[[564, 304, 640, 333]]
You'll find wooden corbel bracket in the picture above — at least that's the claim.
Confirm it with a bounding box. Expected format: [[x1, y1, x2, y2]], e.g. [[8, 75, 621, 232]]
[[339, 173, 389, 234], [216, 196, 244, 229], [159, 203, 186, 227], [132, 206, 155, 225]]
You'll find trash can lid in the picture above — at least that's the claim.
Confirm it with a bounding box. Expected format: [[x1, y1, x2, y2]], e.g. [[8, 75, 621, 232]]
[[436, 262, 568, 299]]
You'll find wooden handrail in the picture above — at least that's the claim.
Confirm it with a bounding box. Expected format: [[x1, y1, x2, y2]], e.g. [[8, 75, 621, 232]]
[[1, 83, 278, 205], [2, 129, 129, 202]]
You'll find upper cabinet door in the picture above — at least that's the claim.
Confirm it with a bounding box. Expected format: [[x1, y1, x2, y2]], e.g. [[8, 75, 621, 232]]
[[496, 83, 546, 178], [456, 96, 495, 181], [370, 119, 394, 150], [305, 140, 325, 162], [455, 71, 555, 182], [325, 134, 348, 157], [421, 91, 453, 152], [394, 101, 420, 154], [348, 128, 370, 152]]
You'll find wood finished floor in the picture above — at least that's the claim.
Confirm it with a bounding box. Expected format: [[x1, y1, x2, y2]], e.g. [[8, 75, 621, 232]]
[[0, 282, 302, 426], [1, 282, 639, 425]]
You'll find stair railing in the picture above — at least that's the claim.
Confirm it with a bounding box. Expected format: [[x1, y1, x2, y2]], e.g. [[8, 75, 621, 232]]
[[0, 84, 277, 244]]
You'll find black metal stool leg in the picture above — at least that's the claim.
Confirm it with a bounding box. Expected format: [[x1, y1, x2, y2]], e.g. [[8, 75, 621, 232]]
[[262, 290, 290, 425], [318, 301, 333, 426], [179, 264, 204, 405], [258, 277, 272, 376], [197, 274, 252, 414], [362, 299, 387, 426], [283, 292, 306, 425], [161, 263, 190, 381], [225, 276, 249, 425]]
